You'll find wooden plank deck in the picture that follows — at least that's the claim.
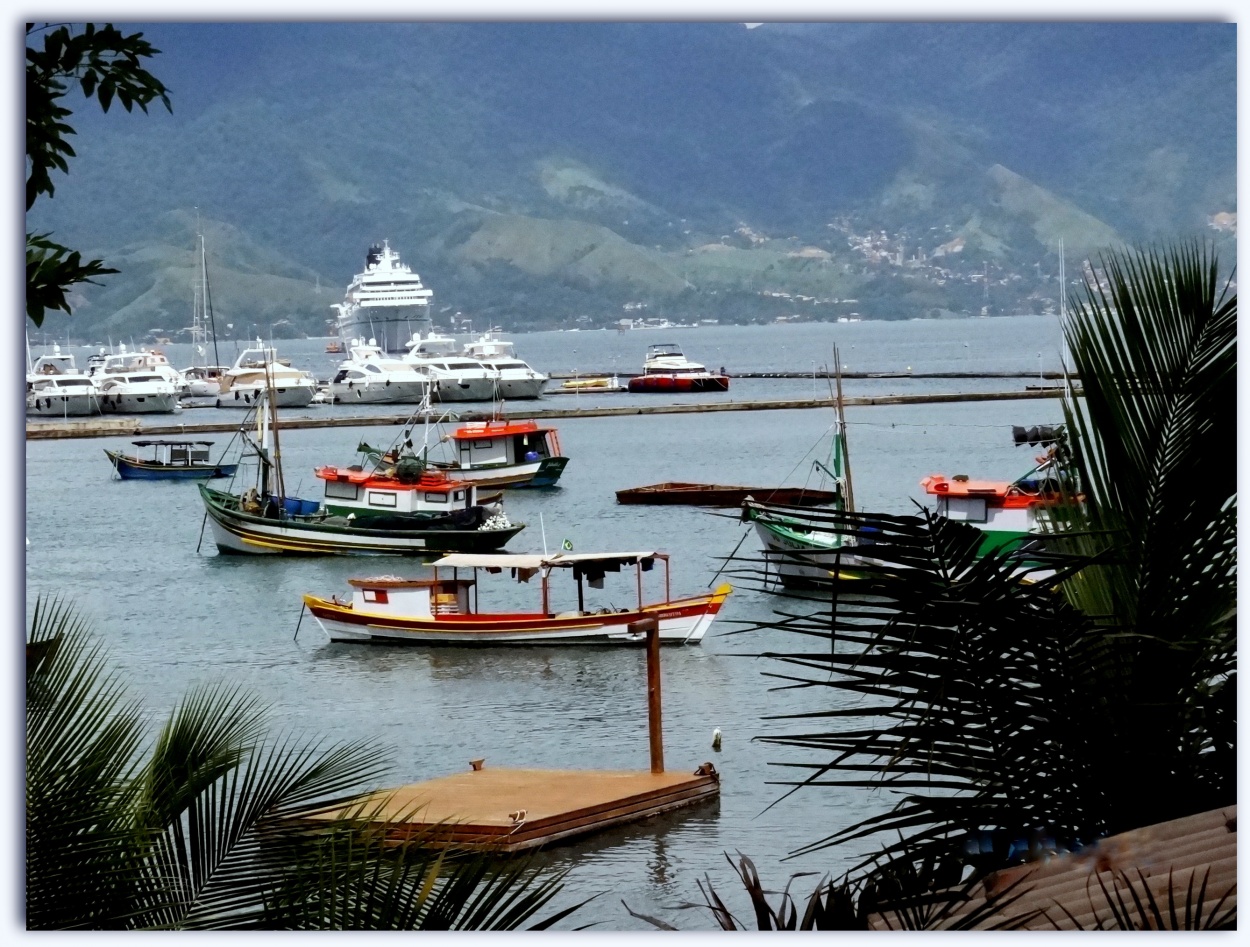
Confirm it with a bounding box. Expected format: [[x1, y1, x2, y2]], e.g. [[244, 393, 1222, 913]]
[[302, 764, 721, 853], [867, 805, 1237, 930]]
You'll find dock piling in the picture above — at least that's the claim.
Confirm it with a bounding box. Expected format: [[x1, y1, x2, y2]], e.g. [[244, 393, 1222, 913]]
[[630, 617, 664, 773]]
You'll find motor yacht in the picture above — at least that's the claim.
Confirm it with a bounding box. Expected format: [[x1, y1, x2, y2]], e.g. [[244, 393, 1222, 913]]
[[26, 350, 101, 416], [404, 332, 497, 402], [94, 373, 181, 414], [462, 331, 548, 399], [86, 345, 189, 395], [627, 343, 729, 393], [216, 342, 318, 408], [329, 339, 434, 404]]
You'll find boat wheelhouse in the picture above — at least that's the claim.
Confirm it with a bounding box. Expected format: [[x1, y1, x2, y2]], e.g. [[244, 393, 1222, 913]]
[[437, 419, 568, 487], [302, 551, 732, 645]]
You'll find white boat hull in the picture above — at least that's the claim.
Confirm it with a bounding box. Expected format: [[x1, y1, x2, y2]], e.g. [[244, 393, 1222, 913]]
[[431, 377, 498, 402], [98, 391, 181, 414], [494, 377, 548, 399], [26, 392, 101, 416], [216, 382, 316, 408], [305, 591, 728, 646], [329, 378, 431, 405], [339, 307, 433, 356]]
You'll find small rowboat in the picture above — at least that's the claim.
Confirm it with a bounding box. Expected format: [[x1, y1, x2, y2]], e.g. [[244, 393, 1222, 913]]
[[616, 482, 840, 508], [560, 376, 612, 390], [303, 551, 732, 646], [105, 440, 238, 480]]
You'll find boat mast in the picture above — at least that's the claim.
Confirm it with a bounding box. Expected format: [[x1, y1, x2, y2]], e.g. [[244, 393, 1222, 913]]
[[200, 228, 221, 368], [265, 360, 286, 504], [832, 345, 855, 514]]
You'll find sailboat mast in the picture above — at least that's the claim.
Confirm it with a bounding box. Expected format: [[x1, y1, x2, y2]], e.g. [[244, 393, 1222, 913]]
[[201, 234, 222, 368]]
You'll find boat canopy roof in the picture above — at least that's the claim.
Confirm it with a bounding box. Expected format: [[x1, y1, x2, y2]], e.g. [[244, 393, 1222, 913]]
[[132, 439, 214, 447], [432, 551, 664, 571], [450, 419, 543, 440]]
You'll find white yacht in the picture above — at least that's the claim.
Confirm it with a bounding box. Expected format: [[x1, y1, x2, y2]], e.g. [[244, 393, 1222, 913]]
[[26, 350, 102, 417], [332, 241, 434, 354], [182, 365, 227, 397], [216, 342, 318, 408], [462, 331, 549, 400], [329, 339, 434, 405], [87, 345, 189, 395], [94, 373, 181, 414], [404, 332, 497, 402]]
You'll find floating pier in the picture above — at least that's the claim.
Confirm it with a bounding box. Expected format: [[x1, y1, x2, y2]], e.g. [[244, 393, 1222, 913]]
[[26, 388, 1071, 440], [293, 618, 720, 853]]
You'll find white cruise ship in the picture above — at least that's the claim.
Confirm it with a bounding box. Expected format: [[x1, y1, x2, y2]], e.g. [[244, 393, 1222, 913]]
[[332, 241, 434, 354]]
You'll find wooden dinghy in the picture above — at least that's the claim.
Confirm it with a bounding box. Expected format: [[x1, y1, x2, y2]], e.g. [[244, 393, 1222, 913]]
[[616, 481, 840, 508]]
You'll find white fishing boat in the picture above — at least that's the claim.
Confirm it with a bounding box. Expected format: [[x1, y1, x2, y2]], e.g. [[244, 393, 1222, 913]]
[[463, 331, 549, 399], [26, 349, 101, 417], [216, 342, 318, 408], [302, 551, 732, 645], [328, 339, 433, 405], [333, 240, 434, 354], [404, 332, 497, 402]]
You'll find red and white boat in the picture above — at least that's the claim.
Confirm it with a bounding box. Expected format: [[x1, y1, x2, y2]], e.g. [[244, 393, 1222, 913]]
[[627, 344, 729, 393], [302, 551, 732, 646]]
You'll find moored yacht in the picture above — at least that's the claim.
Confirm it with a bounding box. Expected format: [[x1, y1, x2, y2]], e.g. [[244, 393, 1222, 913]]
[[627, 343, 729, 393], [87, 345, 189, 395], [462, 331, 548, 399], [216, 342, 317, 408], [333, 240, 434, 354], [94, 373, 181, 414], [26, 350, 101, 416], [404, 332, 497, 402], [329, 339, 434, 405]]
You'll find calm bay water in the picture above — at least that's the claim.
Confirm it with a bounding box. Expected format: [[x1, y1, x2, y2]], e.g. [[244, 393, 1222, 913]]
[[25, 317, 1066, 929]]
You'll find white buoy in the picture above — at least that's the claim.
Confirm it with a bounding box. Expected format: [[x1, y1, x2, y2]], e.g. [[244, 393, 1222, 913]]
[[712, 727, 722, 751]]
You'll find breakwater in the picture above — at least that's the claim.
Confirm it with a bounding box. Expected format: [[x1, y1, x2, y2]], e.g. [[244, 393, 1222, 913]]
[[25, 387, 1069, 440]]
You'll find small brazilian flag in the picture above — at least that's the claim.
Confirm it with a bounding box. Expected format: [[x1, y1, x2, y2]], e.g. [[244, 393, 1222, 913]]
[[562, 538, 574, 551]]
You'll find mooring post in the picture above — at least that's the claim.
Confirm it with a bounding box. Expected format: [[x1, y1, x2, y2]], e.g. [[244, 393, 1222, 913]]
[[629, 617, 663, 773]]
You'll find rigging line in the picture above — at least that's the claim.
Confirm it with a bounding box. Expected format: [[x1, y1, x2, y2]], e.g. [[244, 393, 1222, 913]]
[[708, 528, 750, 589], [771, 421, 837, 489]]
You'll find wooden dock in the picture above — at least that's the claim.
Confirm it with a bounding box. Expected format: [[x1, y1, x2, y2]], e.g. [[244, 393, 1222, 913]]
[[302, 763, 720, 853], [25, 388, 1070, 440]]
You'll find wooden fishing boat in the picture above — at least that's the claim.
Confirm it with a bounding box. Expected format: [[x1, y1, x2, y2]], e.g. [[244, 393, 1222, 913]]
[[105, 439, 237, 480], [198, 388, 525, 556], [302, 551, 732, 645], [361, 418, 569, 489], [616, 482, 839, 507]]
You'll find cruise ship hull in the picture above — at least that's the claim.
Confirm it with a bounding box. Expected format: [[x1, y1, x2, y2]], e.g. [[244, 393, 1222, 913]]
[[338, 307, 432, 356]]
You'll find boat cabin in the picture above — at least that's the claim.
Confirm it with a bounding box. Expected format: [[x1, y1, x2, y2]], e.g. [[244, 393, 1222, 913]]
[[406, 335, 459, 359], [449, 419, 561, 470], [128, 439, 216, 466], [342, 576, 476, 618], [315, 463, 480, 517]]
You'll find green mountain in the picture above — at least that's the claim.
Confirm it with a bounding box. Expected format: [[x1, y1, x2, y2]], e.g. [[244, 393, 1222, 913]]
[[27, 21, 1236, 341]]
